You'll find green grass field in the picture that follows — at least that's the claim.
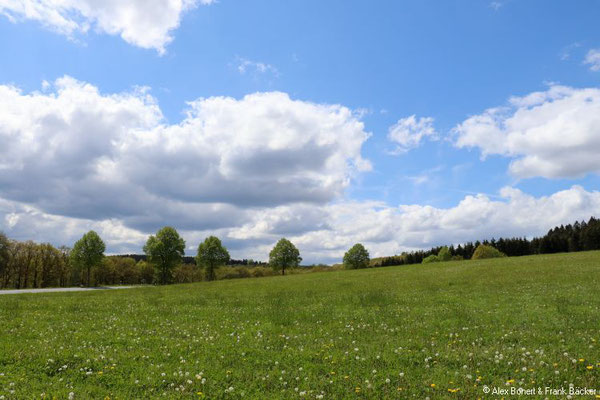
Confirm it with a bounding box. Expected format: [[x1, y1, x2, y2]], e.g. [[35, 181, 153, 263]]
[[1, 251, 600, 399]]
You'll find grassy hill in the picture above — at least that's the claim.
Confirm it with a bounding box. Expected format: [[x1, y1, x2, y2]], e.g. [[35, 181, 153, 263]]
[[1, 251, 599, 399]]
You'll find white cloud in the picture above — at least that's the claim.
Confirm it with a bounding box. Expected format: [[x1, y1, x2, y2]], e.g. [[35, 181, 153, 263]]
[[0, 76, 371, 234], [223, 185, 600, 262], [1, 182, 599, 263], [489, 1, 503, 11], [559, 42, 581, 61], [584, 49, 600, 72], [0, 0, 213, 53], [236, 57, 279, 77], [454, 85, 600, 178], [387, 115, 437, 154]]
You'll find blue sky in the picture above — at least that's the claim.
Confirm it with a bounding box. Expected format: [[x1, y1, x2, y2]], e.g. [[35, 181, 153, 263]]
[[1, 0, 600, 262]]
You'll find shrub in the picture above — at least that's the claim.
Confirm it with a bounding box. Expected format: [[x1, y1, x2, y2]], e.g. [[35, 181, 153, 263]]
[[437, 246, 452, 261], [249, 266, 275, 278], [138, 261, 155, 284], [422, 255, 439, 264], [472, 244, 507, 260], [173, 264, 202, 283], [216, 266, 251, 280]]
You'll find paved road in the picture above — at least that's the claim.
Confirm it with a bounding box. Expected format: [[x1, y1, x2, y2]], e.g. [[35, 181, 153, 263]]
[[0, 286, 134, 295]]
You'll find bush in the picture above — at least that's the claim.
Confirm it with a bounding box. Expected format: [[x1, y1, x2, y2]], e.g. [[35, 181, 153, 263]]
[[472, 244, 506, 260], [249, 266, 275, 278], [422, 255, 439, 264], [216, 266, 251, 280], [437, 246, 452, 261], [138, 261, 155, 284], [173, 264, 203, 283]]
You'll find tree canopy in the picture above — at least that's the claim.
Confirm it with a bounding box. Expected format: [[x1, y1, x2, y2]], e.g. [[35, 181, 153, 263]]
[[70, 230, 105, 286], [196, 236, 230, 281], [143, 226, 186, 285], [269, 238, 301, 275], [343, 243, 370, 269]]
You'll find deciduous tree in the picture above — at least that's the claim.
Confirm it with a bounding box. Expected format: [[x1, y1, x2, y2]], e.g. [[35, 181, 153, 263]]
[[269, 238, 301, 275], [70, 231, 106, 287], [143, 227, 185, 285], [196, 236, 230, 281], [343, 243, 370, 269]]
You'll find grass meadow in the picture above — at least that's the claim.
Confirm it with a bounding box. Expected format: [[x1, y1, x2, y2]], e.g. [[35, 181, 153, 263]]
[[1, 251, 599, 399]]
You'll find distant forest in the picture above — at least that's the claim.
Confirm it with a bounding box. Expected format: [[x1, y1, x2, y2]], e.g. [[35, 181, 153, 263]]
[[371, 216, 600, 267]]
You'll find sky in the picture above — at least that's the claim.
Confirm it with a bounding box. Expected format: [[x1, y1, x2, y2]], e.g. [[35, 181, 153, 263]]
[[0, 0, 600, 263]]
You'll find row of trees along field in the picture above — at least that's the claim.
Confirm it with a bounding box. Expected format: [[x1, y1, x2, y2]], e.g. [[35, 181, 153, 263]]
[[0, 227, 304, 289], [1, 217, 599, 289]]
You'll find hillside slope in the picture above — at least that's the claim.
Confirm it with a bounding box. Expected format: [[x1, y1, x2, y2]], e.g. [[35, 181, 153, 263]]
[[1, 251, 599, 398]]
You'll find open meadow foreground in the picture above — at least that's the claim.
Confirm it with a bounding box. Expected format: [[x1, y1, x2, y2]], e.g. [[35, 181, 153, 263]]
[[1, 251, 599, 399]]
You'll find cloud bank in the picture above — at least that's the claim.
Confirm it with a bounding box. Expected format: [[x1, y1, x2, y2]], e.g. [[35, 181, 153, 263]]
[[1, 78, 600, 263]]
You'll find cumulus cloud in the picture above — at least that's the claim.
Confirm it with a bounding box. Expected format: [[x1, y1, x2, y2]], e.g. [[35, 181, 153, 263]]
[[454, 85, 600, 178], [584, 49, 600, 71], [0, 76, 371, 234], [387, 115, 437, 154], [228, 185, 600, 263], [0, 0, 212, 53]]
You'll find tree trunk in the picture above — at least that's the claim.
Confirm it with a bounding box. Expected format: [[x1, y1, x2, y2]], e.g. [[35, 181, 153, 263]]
[[87, 266, 91, 287]]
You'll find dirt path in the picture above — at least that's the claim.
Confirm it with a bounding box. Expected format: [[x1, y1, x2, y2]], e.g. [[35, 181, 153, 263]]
[[0, 286, 134, 295]]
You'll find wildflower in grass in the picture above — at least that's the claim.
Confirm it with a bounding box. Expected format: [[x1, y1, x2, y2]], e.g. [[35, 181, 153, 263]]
[[430, 383, 436, 388], [587, 365, 593, 370], [448, 388, 460, 393]]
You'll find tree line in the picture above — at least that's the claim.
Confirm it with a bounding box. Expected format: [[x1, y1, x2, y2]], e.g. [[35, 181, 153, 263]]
[[371, 216, 600, 267], [1, 216, 598, 289], [0, 227, 304, 289]]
